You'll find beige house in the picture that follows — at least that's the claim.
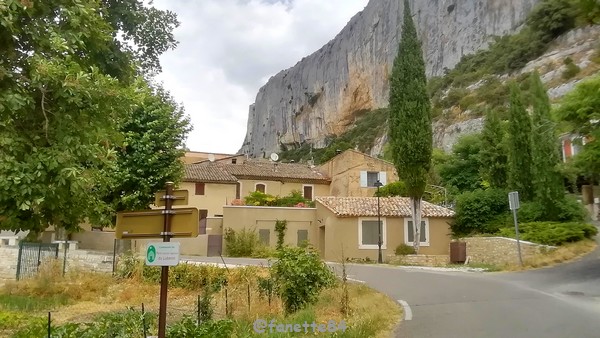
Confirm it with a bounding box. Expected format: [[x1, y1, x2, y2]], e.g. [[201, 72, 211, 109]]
[[318, 149, 399, 197], [315, 196, 454, 261], [71, 149, 455, 259]]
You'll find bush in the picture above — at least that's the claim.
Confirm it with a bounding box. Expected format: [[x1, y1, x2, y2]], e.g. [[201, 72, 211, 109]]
[[562, 57, 581, 79], [167, 317, 234, 338], [394, 244, 416, 255], [271, 246, 336, 314], [224, 227, 261, 257], [451, 188, 508, 235], [518, 196, 587, 223], [499, 221, 598, 245]]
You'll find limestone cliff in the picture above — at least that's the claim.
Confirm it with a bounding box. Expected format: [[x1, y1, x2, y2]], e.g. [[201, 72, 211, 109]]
[[239, 0, 540, 158]]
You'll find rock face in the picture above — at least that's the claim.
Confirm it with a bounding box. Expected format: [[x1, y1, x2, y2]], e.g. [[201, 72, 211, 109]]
[[240, 0, 540, 158]]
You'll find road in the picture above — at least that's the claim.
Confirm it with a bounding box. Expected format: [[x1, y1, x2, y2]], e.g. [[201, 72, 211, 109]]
[[183, 232, 600, 338]]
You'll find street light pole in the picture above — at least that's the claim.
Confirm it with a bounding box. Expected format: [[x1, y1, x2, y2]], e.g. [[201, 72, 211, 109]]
[[375, 180, 384, 264]]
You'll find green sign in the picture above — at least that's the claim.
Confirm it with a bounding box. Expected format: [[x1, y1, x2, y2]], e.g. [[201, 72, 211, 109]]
[[147, 245, 156, 263], [144, 242, 180, 266]]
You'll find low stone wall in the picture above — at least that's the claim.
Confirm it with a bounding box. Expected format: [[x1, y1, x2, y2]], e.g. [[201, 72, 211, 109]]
[[0, 247, 19, 280], [463, 237, 555, 266], [387, 254, 449, 266]]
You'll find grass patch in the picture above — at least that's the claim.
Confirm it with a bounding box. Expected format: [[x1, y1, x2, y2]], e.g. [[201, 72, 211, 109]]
[[505, 239, 597, 271], [0, 257, 401, 337]]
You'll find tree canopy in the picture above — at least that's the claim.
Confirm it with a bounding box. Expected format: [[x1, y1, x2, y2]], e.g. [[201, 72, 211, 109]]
[[0, 0, 188, 233], [388, 0, 432, 252]]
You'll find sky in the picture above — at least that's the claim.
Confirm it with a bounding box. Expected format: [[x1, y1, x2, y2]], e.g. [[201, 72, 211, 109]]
[[152, 0, 369, 154]]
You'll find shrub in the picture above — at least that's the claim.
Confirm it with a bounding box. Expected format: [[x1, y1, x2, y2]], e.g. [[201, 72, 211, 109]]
[[499, 221, 598, 245], [562, 57, 581, 79], [271, 246, 336, 314], [274, 219, 287, 250], [451, 188, 509, 236], [167, 317, 234, 338], [374, 181, 407, 197], [518, 196, 587, 223], [224, 227, 261, 257], [394, 244, 416, 255]]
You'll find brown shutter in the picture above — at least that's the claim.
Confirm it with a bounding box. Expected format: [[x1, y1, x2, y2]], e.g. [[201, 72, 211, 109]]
[[195, 182, 205, 195]]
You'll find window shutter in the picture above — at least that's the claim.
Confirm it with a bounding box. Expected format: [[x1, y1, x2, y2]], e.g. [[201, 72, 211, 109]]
[[420, 221, 427, 242], [195, 182, 205, 195], [407, 220, 414, 242], [360, 171, 367, 187], [379, 172, 387, 185]]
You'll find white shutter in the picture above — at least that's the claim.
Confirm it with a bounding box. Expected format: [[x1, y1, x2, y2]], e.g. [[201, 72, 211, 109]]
[[360, 171, 367, 187], [379, 171, 387, 185]]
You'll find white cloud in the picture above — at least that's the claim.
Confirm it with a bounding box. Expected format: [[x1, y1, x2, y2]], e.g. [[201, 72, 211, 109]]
[[153, 0, 369, 154]]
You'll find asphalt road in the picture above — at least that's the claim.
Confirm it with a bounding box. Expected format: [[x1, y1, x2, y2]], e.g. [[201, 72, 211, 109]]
[[183, 228, 600, 338]]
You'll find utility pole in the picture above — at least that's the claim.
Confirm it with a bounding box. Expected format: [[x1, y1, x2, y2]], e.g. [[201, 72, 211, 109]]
[[375, 179, 384, 263]]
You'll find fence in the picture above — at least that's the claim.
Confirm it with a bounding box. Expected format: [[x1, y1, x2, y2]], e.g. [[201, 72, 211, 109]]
[[15, 242, 59, 280]]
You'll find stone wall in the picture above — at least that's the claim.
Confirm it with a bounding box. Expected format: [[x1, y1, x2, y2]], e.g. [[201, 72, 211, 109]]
[[387, 254, 449, 266], [463, 237, 555, 266], [0, 247, 19, 280]]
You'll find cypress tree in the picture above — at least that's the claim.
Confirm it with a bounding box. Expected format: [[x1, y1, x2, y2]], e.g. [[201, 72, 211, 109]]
[[507, 83, 535, 201], [480, 109, 508, 189], [388, 0, 432, 253], [530, 71, 564, 219]]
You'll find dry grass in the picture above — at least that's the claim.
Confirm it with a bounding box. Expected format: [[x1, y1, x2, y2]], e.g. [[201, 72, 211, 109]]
[[501, 239, 597, 272], [0, 262, 402, 337]]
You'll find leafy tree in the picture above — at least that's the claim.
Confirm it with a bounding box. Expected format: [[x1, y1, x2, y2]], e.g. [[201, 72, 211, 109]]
[[529, 71, 564, 219], [0, 0, 179, 233], [480, 110, 508, 188], [374, 181, 408, 197], [102, 83, 191, 213], [438, 134, 484, 193], [555, 74, 600, 190], [388, 0, 432, 253], [527, 0, 577, 43], [507, 83, 535, 201]]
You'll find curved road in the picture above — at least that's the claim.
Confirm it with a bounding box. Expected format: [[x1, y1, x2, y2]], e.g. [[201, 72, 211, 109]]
[[184, 225, 600, 338]]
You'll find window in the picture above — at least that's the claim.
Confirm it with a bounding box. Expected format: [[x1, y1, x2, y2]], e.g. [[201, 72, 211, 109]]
[[358, 218, 386, 249], [297, 230, 308, 246], [303, 185, 313, 200], [360, 171, 387, 187], [259, 229, 270, 246], [255, 183, 266, 193], [404, 218, 430, 246], [195, 182, 205, 195], [235, 182, 241, 199], [231, 158, 237, 164]]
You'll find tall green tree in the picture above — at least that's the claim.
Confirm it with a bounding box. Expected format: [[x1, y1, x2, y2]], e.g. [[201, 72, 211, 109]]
[[0, 0, 179, 233], [102, 82, 191, 213], [388, 0, 432, 252], [438, 134, 484, 193], [480, 110, 508, 189], [507, 83, 535, 201], [530, 71, 564, 219], [555, 73, 600, 190]]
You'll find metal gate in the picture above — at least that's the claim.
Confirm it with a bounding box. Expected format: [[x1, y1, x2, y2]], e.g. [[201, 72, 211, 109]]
[[15, 242, 59, 280]]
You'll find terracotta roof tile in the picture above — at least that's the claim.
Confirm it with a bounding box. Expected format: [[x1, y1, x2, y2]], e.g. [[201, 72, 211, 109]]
[[183, 160, 330, 183], [316, 196, 454, 218], [218, 160, 330, 183], [184, 163, 238, 183]]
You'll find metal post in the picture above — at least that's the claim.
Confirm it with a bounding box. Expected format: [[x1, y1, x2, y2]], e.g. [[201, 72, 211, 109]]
[[112, 238, 117, 276], [47, 312, 51, 338], [376, 180, 383, 264], [158, 182, 174, 338], [142, 303, 147, 338], [513, 209, 523, 266], [62, 230, 68, 277], [16, 242, 23, 281]]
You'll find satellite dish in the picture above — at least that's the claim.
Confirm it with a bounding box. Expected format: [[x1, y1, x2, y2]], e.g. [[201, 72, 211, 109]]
[[270, 153, 279, 161], [208, 154, 215, 162]]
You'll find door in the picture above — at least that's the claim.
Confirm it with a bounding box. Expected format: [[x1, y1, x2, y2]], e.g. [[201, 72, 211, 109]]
[[199, 209, 208, 235], [319, 227, 325, 258]]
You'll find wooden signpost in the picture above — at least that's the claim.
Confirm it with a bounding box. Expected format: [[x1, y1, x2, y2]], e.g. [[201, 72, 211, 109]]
[[116, 183, 197, 338]]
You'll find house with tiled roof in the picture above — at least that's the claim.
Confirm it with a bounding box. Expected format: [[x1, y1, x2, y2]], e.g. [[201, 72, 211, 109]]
[[100, 149, 454, 260], [315, 197, 454, 260]]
